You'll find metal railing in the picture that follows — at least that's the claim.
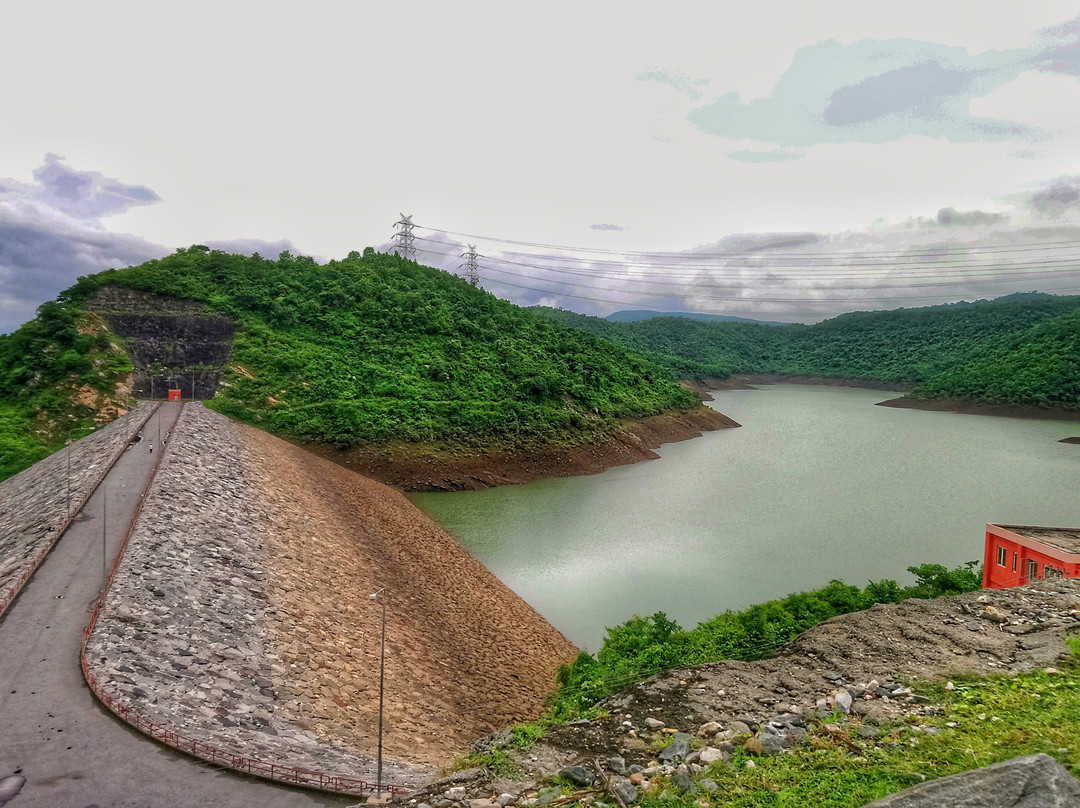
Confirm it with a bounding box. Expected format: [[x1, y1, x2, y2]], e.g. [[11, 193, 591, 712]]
[[0, 404, 160, 619], [79, 402, 412, 798]]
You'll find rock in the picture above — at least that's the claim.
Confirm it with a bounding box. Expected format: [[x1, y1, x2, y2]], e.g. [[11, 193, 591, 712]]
[[858, 725, 880, 739], [643, 717, 665, 729], [672, 770, 696, 794], [697, 721, 722, 737], [729, 720, 751, 736], [758, 732, 786, 755], [445, 787, 467, 801], [861, 753, 1080, 807], [744, 735, 763, 756], [967, 621, 982, 632], [497, 794, 514, 807], [469, 800, 498, 808], [699, 779, 718, 793], [559, 766, 596, 788], [698, 747, 726, 765], [607, 755, 627, 776], [629, 772, 645, 785], [537, 788, 560, 805], [657, 733, 692, 763], [822, 670, 842, 682], [612, 781, 639, 805], [834, 689, 853, 714]]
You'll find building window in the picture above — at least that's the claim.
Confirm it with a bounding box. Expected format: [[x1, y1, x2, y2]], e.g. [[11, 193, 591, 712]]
[[1045, 565, 1064, 579], [997, 546, 1007, 566], [1012, 552, 1018, 572], [1028, 559, 1038, 580]]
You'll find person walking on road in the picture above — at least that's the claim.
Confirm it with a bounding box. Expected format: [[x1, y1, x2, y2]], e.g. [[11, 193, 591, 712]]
[[149, 442, 153, 454]]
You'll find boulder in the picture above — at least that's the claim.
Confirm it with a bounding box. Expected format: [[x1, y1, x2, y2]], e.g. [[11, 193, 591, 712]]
[[658, 733, 693, 763], [861, 754, 1080, 807], [558, 766, 596, 787]]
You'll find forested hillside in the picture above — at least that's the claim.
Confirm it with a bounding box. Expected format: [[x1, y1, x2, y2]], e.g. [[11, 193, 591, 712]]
[[534, 293, 1080, 410], [0, 248, 703, 480]]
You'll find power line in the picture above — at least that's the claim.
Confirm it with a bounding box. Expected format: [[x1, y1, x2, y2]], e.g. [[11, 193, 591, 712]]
[[414, 222, 1080, 260], [413, 243, 1080, 287], [460, 244, 481, 287], [414, 248, 1080, 305]]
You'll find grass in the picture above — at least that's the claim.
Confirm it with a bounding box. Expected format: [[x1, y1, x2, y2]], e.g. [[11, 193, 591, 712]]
[[632, 648, 1080, 808]]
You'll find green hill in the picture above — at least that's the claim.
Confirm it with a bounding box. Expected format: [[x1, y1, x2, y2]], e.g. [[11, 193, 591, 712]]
[[0, 248, 704, 481], [534, 294, 1080, 410]]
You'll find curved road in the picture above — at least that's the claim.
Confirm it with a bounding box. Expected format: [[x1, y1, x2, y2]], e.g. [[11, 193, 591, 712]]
[[0, 402, 354, 807]]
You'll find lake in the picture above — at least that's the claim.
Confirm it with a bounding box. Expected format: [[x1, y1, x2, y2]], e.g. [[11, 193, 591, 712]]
[[409, 385, 1080, 650]]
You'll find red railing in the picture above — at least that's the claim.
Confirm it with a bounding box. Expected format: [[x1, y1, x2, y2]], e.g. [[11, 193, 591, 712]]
[[0, 403, 160, 619], [79, 403, 413, 798]]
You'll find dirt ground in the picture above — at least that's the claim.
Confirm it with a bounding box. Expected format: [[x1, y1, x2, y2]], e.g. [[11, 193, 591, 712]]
[[299, 408, 738, 492], [877, 396, 1080, 422]]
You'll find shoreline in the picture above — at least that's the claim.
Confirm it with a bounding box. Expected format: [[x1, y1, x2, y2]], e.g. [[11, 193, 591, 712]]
[[301, 406, 740, 492], [875, 395, 1080, 423]]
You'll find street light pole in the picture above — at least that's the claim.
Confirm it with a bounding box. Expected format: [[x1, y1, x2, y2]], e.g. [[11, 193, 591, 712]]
[[369, 588, 387, 798]]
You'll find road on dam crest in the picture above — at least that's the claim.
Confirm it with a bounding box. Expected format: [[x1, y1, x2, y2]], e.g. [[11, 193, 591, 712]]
[[0, 402, 354, 807]]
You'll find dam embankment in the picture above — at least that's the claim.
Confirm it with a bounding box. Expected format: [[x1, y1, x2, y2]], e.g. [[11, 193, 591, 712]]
[[0, 401, 155, 616], [84, 403, 577, 783]]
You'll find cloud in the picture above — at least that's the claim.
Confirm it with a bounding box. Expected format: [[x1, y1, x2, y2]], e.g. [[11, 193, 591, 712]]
[[0, 200, 167, 332], [590, 223, 626, 231], [728, 149, 803, 163], [686, 37, 1042, 147], [636, 68, 709, 100], [205, 238, 306, 259], [1034, 14, 1080, 76], [0, 154, 161, 221], [1019, 175, 1080, 216]]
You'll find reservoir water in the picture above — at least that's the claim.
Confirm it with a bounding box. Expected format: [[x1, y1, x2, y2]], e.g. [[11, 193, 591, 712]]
[[409, 385, 1080, 650]]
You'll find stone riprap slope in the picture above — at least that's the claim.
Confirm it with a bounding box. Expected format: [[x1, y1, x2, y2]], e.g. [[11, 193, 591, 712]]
[[85, 404, 577, 786], [0, 402, 153, 615]]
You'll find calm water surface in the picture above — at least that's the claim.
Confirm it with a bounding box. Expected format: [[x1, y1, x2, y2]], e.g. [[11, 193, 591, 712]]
[[409, 385, 1080, 650]]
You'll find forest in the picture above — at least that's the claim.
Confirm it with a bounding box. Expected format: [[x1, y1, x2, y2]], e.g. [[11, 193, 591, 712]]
[[0, 248, 700, 480], [534, 292, 1080, 408]]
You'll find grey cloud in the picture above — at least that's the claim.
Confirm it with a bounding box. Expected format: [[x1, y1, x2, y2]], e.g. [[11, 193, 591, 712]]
[[0, 205, 167, 333], [2, 154, 162, 220], [687, 37, 1038, 147], [590, 223, 626, 231], [1027, 176, 1080, 216], [823, 61, 972, 127], [1034, 15, 1080, 76]]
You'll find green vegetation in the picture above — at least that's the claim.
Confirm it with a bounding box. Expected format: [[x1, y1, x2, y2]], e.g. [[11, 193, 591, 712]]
[[0, 248, 701, 480], [548, 562, 982, 719], [633, 651, 1080, 808], [0, 302, 132, 476], [534, 292, 1080, 409]]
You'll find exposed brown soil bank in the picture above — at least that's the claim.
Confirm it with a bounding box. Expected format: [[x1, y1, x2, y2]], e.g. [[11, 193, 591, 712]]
[[1061, 436, 1080, 444], [734, 373, 913, 392], [301, 407, 739, 492], [877, 396, 1080, 423], [240, 423, 579, 770]]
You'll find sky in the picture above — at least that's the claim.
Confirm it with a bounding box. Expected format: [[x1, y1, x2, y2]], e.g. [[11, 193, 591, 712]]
[[3, 1, 1080, 331]]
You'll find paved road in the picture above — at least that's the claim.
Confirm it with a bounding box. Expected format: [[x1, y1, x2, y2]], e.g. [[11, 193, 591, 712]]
[[0, 403, 355, 807]]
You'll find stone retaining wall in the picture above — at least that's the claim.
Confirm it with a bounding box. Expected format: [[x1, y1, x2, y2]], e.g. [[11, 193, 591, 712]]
[[0, 403, 154, 616]]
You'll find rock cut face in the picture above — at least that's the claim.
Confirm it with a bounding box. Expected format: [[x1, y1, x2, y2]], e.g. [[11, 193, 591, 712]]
[[84, 286, 236, 400]]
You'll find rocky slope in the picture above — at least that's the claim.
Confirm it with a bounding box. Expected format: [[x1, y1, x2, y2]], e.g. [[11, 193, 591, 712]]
[[405, 579, 1080, 807], [86, 404, 577, 786]]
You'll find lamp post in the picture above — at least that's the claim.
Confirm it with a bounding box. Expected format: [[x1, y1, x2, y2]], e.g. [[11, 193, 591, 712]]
[[369, 588, 387, 798], [66, 425, 95, 518]]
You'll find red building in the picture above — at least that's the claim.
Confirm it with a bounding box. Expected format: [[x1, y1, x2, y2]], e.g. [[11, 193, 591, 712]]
[[983, 524, 1080, 589]]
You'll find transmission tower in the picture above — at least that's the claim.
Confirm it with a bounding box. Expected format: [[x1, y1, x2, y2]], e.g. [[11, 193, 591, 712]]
[[460, 244, 481, 287], [392, 213, 416, 261]]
